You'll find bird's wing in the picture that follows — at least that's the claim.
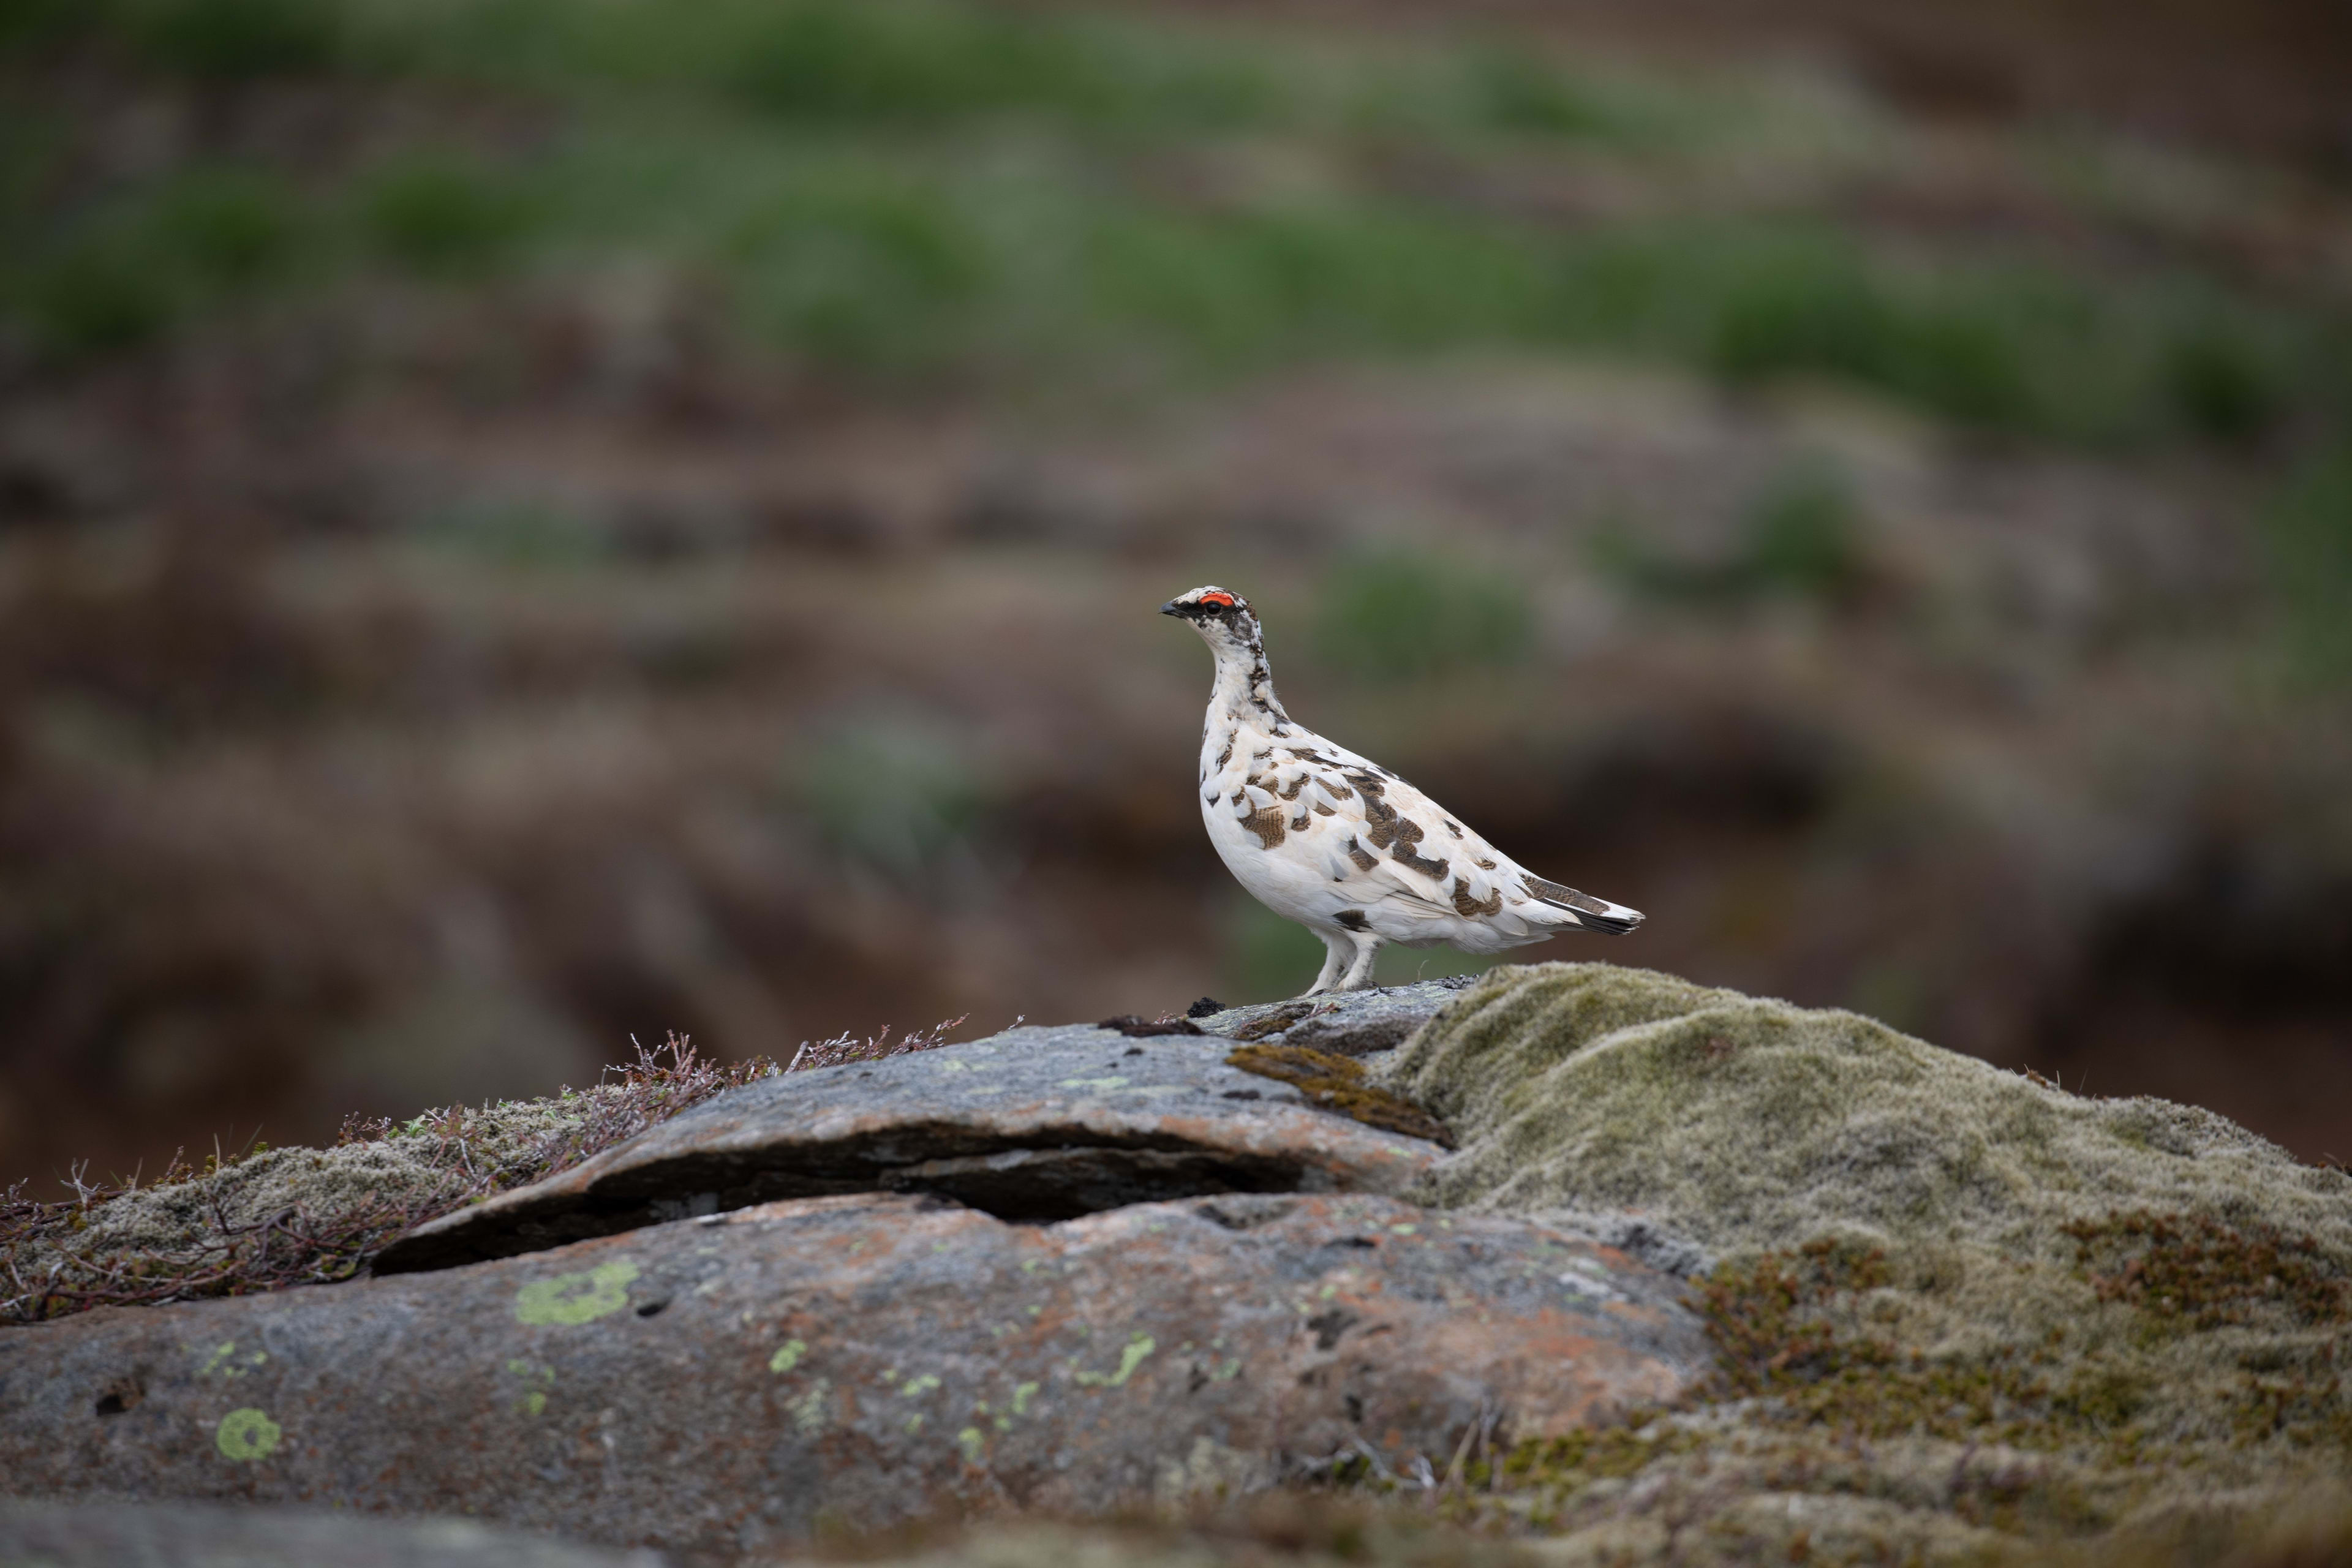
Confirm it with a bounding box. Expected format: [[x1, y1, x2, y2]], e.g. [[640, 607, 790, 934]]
[[1231, 741, 1514, 921], [1232, 737, 1642, 933]]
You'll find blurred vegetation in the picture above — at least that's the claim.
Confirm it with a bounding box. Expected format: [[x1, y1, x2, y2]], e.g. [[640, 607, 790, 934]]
[[796, 717, 993, 885], [1222, 898, 1324, 1003], [2264, 452, 2352, 682], [1313, 551, 1535, 678], [413, 497, 613, 568], [1593, 458, 1866, 608], [6, 0, 2349, 445]]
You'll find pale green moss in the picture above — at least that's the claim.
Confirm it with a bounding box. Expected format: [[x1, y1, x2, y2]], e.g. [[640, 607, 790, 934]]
[[1378, 962, 2352, 1263]]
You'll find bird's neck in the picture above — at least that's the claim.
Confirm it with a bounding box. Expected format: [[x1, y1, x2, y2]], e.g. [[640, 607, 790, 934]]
[[1208, 637, 1290, 731]]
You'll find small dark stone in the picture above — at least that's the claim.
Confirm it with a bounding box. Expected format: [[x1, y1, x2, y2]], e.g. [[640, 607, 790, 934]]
[[1305, 1308, 1357, 1351], [1186, 997, 1225, 1019]]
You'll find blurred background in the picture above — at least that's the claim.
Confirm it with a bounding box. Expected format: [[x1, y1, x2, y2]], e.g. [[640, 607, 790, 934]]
[[3, 0, 2349, 1192]]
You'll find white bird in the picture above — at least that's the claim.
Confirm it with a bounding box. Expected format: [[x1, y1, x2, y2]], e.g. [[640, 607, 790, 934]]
[[1163, 585, 1643, 995]]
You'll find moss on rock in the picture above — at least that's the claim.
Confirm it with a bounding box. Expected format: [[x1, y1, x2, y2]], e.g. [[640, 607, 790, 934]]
[[1377, 960, 2351, 1260], [1226, 1042, 1453, 1147], [1368, 961, 2352, 1565]]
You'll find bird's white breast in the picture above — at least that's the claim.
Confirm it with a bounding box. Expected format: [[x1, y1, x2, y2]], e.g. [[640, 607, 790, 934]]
[[1197, 723, 1344, 925]]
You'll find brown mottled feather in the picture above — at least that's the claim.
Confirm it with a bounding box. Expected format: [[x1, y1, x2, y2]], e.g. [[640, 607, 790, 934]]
[[1451, 877, 1502, 918], [1240, 805, 1287, 850]]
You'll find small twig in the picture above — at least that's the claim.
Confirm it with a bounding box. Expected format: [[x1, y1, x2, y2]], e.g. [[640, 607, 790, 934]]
[[1437, 1409, 1482, 1499]]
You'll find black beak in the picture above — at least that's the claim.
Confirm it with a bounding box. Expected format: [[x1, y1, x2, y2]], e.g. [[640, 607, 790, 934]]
[[1159, 599, 1188, 618]]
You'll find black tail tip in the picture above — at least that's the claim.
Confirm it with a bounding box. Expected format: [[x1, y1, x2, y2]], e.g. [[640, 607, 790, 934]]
[[1578, 911, 1643, 936]]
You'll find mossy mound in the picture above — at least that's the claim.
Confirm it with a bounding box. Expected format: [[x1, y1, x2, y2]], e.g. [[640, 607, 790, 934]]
[[1370, 962, 2352, 1563], [1378, 961, 2352, 1261]]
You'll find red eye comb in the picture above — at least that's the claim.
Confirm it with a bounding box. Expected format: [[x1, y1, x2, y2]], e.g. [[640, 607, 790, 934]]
[[1198, 591, 1236, 607]]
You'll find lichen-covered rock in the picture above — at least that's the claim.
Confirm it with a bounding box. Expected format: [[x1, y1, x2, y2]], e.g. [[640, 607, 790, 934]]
[[379, 1024, 1447, 1272], [0, 1192, 1705, 1559]]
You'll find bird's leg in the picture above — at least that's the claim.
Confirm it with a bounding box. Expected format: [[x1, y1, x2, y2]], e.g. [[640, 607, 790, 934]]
[[1303, 933, 1349, 996], [1335, 933, 1382, 991]]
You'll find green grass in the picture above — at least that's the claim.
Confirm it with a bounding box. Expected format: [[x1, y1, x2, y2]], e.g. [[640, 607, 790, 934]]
[[6, 0, 2348, 446], [6, 161, 313, 358], [117, 0, 344, 79], [360, 151, 541, 279], [2264, 451, 2352, 682]]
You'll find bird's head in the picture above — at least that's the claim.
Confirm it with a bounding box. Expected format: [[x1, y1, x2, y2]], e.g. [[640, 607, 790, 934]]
[[1159, 586, 1261, 654]]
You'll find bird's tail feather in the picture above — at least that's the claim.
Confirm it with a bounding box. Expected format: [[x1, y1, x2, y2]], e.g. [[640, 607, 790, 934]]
[[1524, 876, 1644, 935]]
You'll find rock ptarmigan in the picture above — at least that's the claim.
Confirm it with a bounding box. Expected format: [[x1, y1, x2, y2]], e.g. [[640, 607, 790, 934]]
[[1163, 585, 1643, 995]]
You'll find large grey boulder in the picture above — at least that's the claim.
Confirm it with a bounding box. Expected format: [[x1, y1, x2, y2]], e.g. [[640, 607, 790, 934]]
[[0, 1191, 1706, 1559]]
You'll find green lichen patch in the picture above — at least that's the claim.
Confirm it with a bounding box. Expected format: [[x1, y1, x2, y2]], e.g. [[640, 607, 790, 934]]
[[1073, 1333, 1158, 1389], [1227, 1044, 1452, 1147], [213, 1408, 282, 1462], [513, 1259, 639, 1326]]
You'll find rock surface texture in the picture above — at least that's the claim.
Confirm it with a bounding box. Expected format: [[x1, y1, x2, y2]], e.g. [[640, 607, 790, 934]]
[[0, 987, 1706, 1560], [0, 1193, 1700, 1556], [1193, 980, 1479, 1057], [378, 1016, 1454, 1271]]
